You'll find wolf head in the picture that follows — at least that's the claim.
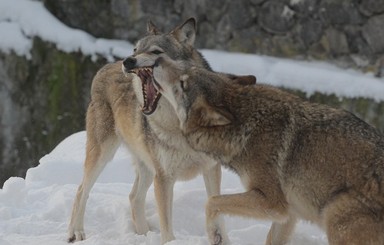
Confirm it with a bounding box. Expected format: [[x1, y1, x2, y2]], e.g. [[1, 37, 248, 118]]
[[122, 18, 211, 115], [152, 56, 256, 131]]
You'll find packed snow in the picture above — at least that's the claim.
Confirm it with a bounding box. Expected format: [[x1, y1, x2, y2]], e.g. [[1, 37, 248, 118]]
[[0, 132, 327, 245], [0, 0, 383, 245]]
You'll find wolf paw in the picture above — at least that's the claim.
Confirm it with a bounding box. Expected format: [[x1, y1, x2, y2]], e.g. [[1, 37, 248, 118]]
[[67, 230, 86, 243], [210, 229, 224, 245], [214, 233, 222, 245]]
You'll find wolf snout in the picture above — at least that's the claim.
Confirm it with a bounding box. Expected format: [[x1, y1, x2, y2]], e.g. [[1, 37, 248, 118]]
[[123, 57, 136, 70]]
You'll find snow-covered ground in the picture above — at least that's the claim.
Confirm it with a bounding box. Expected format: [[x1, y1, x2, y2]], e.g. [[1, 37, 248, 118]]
[[0, 132, 327, 245], [0, 0, 383, 245]]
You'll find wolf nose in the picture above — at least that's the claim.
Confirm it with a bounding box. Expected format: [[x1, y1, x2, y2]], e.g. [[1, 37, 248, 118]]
[[123, 57, 136, 70]]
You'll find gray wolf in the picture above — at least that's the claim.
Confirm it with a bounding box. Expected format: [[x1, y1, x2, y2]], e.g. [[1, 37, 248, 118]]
[[67, 18, 254, 244], [151, 57, 384, 245]]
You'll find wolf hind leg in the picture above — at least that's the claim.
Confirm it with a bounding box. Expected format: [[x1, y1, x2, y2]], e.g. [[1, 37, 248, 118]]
[[324, 194, 384, 245], [129, 157, 154, 235], [67, 134, 119, 242], [68, 103, 120, 242], [265, 216, 297, 245]]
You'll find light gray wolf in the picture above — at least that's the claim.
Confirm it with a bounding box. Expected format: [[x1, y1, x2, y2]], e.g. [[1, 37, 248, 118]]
[[151, 57, 384, 245], [67, 18, 254, 244]]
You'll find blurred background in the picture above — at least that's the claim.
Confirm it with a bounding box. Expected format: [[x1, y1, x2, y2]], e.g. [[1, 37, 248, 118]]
[[1, 0, 384, 186]]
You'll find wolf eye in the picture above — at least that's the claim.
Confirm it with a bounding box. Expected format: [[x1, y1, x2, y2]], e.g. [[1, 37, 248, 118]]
[[151, 50, 163, 55], [133, 48, 137, 53]]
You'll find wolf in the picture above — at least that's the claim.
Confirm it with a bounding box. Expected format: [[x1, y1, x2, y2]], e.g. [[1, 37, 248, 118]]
[[151, 57, 384, 245], [67, 18, 255, 244]]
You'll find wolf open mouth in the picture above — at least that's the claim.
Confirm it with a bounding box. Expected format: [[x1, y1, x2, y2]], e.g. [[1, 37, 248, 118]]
[[129, 67, 161, 115]]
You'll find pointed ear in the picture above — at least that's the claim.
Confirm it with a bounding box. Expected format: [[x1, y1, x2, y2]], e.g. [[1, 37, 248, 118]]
[[230, 75, 256, 86], [170, 18, 196, 45], [200, 105, 233, 127], [147, 20, 160, 35]]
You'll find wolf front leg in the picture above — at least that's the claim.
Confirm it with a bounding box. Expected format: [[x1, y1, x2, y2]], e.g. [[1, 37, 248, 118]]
[[129, 157, 154, 235], [203, 163, 229, 244], [154, 173, 176, 244], [266, 217, 297, 245], [206, 189, 289, 245]]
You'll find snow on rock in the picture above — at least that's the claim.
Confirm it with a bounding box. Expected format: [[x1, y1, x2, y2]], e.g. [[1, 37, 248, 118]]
[[202, 50, 384, 101], [0, 0, 133, 61], [0, 0, 383, 102]]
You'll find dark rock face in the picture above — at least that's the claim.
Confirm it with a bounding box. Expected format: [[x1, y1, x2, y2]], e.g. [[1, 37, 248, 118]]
[[42, 0, 384, 75], [0, 38, 105, 185], [258, 1, 295, 34], [359, 0, 384, 16], [44, 0, 114, 38], [362, 14, 384, 53], [319, 0, 364, 25]]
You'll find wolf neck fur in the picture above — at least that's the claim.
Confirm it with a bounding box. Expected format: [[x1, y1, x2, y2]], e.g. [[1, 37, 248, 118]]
[[185, 84, 298, 165]]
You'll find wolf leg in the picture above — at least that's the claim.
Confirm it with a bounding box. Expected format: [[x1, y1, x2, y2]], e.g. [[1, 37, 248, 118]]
[[324, 194, 384, 245], [206, 189, 288, 245], [67, 135, 119, 242], [203, 163, 229, 244], [68, 103, 120, 243], [265, 217, 297, 245], [129, 158, 154, 234], [154, 173, 176, 244]]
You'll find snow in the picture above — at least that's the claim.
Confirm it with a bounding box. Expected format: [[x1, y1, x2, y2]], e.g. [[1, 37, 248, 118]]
[[0, 0, 383, 244], [0, 132, 327, 245], [0, 0, 133, 61]]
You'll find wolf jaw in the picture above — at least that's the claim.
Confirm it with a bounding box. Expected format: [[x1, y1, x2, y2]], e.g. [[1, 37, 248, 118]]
[[129, 67, 162, 115]]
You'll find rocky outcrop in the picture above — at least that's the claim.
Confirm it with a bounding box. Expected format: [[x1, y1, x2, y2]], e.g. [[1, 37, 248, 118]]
[[44, 0, 384, 76], [0, 37, 105, 184]]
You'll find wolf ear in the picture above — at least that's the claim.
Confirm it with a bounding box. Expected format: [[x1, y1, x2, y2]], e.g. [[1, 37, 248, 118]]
[[200, 105, 233, 127], [170, 18, 196, 45], [234, 75, 257, 85], [147, 20, 160, 35], [230, 75, 256, 86]]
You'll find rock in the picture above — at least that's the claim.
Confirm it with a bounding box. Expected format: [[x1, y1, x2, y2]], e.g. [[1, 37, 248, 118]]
[[43, 0, 114, 38], [289, 0, 318, 17], [324, 28, 350, 55], [258, 1, 296, 34], [362, 14, 384, 53], [227, 1, 258, 29], [250, 0, 267, 5], [319, 0, 364, 25], [228, 25, 264, 53], [359, 0, 384, 16], [0, 37, 105, 185], [296, 18, 323, 47]]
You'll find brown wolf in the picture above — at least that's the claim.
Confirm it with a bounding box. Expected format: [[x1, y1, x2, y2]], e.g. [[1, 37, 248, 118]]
[[67, 18, 255, 244], [151, 57, 384, 245]]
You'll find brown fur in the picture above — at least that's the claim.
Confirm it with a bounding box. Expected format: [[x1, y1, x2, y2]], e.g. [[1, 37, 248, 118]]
[[152, 58, 384, 245], [67, 19, 227, 244], [67, 18, 256, 244]]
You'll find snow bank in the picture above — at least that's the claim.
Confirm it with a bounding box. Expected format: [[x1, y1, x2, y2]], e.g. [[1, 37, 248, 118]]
[[0, 0, 133, 61], [0, 132, 327, 245]]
